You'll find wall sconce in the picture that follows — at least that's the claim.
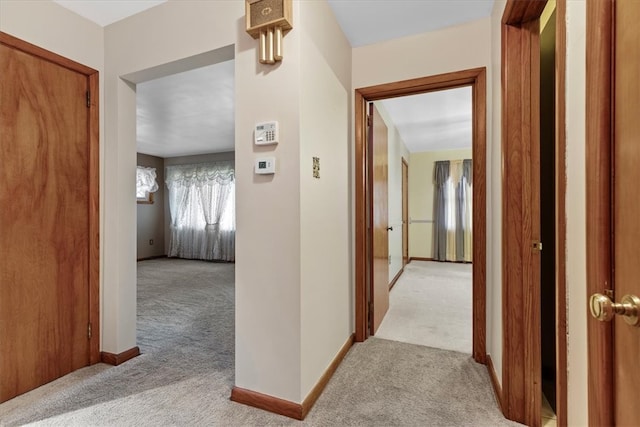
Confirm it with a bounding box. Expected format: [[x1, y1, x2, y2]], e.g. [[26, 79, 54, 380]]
[[245, 0, 293, 64]]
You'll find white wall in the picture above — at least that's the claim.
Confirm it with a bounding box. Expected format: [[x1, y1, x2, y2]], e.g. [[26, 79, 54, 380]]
[[299, 0, 352, 398], [102, 0, 351, 404], [489, 0, 506, 387], [0, 0, 106, 347], [374, 103, 410, 283], [565, 1, 587, 425], [408, 148, 472, 259], [1, 0, 350, 406], [102, 0, 305, 401]]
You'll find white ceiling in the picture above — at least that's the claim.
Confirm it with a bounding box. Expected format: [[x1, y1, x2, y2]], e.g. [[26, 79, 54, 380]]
[[53, 0, 491, 157], [136, 60, 235, 158], [53, 0, 167, 27], [327, 0, 494, 47], [380, 87, 472, 153]]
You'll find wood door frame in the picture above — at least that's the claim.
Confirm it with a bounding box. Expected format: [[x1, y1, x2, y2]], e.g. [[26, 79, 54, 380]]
[[500, 0, 567, 425], [0, 32, 101, 364], [401, 157, 409, 268], [585, 1, 614, 425], [354, 67, 487, 364]]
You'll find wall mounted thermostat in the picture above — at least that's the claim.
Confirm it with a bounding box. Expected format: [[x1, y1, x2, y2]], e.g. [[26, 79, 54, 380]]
[[255, 121, 279, 145], [255, 157, 276, 174]]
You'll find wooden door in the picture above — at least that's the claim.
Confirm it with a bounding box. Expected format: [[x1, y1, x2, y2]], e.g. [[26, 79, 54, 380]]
[[368, 103, 389, 335], [0, 34, 98, 402], [401, 159, 408, 267], [612, 2, 640, 423], [587, 1, 640, 424]]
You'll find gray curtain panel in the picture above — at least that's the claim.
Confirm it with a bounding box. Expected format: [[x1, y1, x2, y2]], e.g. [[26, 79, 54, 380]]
[[463, 159, 472, 185], [456, 159, 473, 261], [433, 161, 450, 261], [455, 179, 465, 262]]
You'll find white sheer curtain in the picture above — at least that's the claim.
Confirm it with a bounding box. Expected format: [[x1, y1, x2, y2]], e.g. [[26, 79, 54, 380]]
[[166, 162, 235, 261], [136, 166, 159, 198]]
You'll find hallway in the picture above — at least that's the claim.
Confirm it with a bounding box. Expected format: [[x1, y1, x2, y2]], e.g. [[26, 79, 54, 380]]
[[376, 261, 472, 353], [0, 259, 515, 426]]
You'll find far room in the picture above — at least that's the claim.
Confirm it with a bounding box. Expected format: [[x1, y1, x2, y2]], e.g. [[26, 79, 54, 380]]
[[135, 55, 235, 373], [370, 86, 474, 355]]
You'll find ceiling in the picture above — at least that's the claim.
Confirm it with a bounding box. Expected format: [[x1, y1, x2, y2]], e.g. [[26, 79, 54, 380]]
[[380, 87, 472, 153], [326, 0, 494, 47], [53, 0, 167, 27], [136, 60, 234, 158], [53, 0, 491, 157]]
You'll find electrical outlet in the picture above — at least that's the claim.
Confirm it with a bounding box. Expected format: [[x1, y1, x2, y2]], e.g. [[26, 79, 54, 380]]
[[149, 239, 154, 245]]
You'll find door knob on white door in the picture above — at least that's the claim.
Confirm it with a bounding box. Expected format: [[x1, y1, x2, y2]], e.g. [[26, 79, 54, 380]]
[[590, 293, 640, 326]]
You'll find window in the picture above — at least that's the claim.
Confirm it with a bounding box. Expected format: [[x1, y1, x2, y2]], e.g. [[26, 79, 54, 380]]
[[136, 166, 159, 204], [165, 162, 235, 261]]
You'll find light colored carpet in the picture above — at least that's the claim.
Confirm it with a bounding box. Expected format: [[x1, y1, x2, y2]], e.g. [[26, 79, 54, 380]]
[[375, 261, 472, 354], [0, 258, 518, 427]]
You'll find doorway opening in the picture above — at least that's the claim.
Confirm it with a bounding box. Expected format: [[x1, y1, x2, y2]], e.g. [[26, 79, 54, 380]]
[[499, 0, 567, 425], [368, 88, 475, 354], [129, 47, 236, 369], [539, 2, 558, 423], [354, 67, 487, 364]]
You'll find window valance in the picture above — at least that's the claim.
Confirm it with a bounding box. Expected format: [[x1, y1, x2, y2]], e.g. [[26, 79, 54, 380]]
[[136, 166, 159, 198], [165, 162, 234, 188]]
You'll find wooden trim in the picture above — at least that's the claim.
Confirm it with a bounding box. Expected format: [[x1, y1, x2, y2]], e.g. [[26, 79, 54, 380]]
[[301, 333, 355, 418], [500, 1, 569, 425], [472, 67, 487, 365], [503, 0, 548, 25], [231, 387, 303, 420], [585, 0, 614, 425], [402, 157, 409, 268], [100, 347, 140, 366], [137, 192, 155, 204], [88, 71, 100, 365], [137, 255, 168, 262], [357, 68, 486, 102], [389, 268, 403, 291], [0, 32, 97, 75], [354, 68, 487, 367], [231, 334, 355, 420], [409, 257, 434, 262], [501, 3, 544, 425], [487, 354, 504, 414], [355, 90, 367, 342], [0, 31, 101, 368], [523, 19, 542, 427], [555, 0, 568, 425]]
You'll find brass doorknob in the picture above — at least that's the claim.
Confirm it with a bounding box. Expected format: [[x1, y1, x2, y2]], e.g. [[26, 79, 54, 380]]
[[590, 293, 640, 326]]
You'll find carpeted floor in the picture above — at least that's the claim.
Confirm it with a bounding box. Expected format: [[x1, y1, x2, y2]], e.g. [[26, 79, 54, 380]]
[[0, 258, 519, 427], [375, 261, 473, 353]]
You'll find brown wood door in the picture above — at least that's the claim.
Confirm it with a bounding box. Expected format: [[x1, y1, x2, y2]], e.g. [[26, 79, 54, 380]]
[[368, 103, 389, 335], [587, 1, 640, 424], [0, 37, 93, 402], [401, 159, 408, 267], [612, 2, 640, 423]]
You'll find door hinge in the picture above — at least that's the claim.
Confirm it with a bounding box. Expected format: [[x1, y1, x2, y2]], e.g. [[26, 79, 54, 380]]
[[368, 301, 373, 328], [88, 322, 92, 340], [367, 115, 372, 127], [532, 240, 543, 252], [86, 91, 91, 108]]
